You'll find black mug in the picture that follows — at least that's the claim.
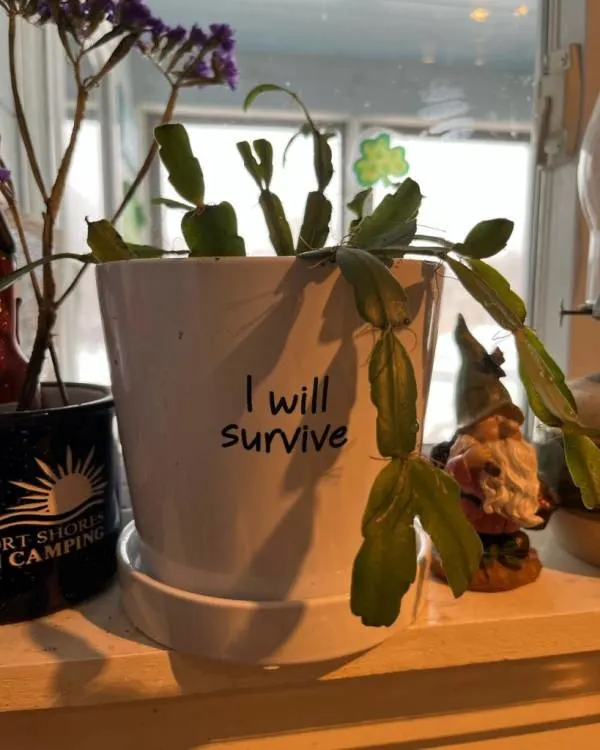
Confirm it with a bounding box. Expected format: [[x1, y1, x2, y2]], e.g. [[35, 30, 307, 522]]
[[0, 384, 120, 624]]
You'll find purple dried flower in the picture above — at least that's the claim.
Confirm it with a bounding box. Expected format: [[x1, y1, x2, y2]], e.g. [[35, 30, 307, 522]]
[[36, 1, 52, 23], [189, 24, 208, 47], [118, 0, 152, 27], [192, 59, 211, 78], [166, 25, 186, 45], [150, 17, 167, 36], [102, 1, 117, 23], [0, 168, 10, 184], [20, 1, 238, 92], [34, 0, 117, 30], [212, 50, 239, 90], [209, 23, 235, 52], [84, 0, 117, 21]]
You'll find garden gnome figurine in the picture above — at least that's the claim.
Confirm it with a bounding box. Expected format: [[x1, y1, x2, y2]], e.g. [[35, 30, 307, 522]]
[[430, 314, 558, 591]]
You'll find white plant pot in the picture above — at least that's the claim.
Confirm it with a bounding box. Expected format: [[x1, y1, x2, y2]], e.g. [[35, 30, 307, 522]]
[[96, 256, 442, 665]]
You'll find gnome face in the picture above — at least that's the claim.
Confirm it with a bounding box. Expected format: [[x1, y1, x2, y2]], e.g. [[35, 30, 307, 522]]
[[450, 416, 541, 528]]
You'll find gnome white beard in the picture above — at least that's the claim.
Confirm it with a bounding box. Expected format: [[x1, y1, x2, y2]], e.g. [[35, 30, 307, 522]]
[[479, 438, 542, 528]]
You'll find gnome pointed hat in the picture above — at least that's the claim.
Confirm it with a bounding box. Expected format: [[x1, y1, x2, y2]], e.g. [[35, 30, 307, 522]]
[[453, 313, 524, 431]]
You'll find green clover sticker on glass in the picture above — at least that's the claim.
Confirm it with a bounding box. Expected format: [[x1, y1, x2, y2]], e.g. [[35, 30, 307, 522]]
[[353, 133, 409, 188]]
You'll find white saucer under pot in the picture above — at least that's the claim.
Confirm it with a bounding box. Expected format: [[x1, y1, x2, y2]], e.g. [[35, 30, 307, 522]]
[[117, 520, 431, 665]]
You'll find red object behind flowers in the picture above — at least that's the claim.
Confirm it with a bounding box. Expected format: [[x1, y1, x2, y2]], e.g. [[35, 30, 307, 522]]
[[0, 216, 28, 406]]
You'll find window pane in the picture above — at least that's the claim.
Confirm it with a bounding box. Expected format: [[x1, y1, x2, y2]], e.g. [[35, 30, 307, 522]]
[[159, 123, 343, 255], [61, 118, 110, 386], [364, 131, 531, 443], [149, 0, 539, 444], [14, 120, 106, 385]]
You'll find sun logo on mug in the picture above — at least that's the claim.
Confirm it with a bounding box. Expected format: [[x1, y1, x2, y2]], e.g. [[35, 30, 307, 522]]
[[6, 446, 107, 518]]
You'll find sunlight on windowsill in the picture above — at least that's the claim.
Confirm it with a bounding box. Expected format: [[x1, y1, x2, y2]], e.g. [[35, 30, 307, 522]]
[[1, 524, 600, 714]]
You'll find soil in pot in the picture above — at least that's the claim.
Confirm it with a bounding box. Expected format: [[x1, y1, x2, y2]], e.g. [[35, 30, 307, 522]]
[[0, 384, 121, 624]]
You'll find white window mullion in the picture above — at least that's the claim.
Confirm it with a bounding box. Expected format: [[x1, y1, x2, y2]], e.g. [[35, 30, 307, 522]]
[[13, 21, 61, 214], [528, 0, 587, 375]]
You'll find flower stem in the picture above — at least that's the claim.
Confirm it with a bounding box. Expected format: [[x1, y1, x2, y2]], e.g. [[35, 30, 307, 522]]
[[18, 64, 89, 410], [8, 14, 49, 203], [48, 84, 89, 221], [4, 198, 68, 405], [56, 261, 91, 309], [111, 85, 179, 224], [18, 305, 56, 410]]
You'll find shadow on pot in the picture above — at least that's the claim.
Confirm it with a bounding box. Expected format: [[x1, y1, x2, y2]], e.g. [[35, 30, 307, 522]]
[[211, 275, 360, 662]]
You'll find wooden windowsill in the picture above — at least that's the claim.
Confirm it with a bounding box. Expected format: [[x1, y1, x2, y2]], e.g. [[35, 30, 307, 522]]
[[1, 527, 600, 714]]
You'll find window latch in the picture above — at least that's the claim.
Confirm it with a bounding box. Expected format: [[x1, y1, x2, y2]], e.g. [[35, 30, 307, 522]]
[[535, 43, 583, 169]]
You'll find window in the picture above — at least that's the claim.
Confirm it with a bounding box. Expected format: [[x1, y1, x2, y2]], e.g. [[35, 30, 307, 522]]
[[158, 121, 344, 255], [14, 118, 106, 385], [61, 117, 110, 386], [156, 123, 531, 443], [143, 0, 545, 444]]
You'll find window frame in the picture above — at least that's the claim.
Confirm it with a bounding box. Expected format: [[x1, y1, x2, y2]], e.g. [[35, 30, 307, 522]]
[[526, 0, 587, 437]]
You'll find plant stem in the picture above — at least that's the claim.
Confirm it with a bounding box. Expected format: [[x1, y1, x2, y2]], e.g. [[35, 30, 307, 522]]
[[18, 64, 89, 410], [56, 260, 91, 308], [4, 198, 68, 405], [48, 85, 89, 220], [111, 84, 179, 224], [8, 14, 49, 203], [48, 340, 68, 404], [17, 300, 56, 411], [18, 305, 56, 410]]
